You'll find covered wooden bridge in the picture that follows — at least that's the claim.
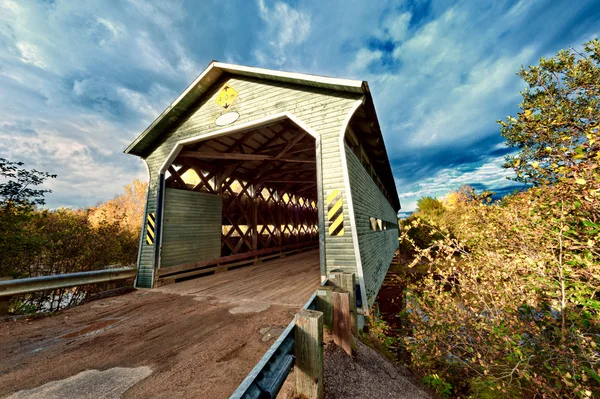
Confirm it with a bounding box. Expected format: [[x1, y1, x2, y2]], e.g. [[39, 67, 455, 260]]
[[125, 62, 400, 315]]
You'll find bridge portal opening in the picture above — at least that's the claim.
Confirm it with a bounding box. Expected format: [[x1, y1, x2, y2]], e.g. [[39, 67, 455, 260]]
[[155, 118, 320, 284]]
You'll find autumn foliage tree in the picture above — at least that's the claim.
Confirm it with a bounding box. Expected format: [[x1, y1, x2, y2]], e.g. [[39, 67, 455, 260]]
[[88, 178, 147, 235], [394, 40, 600, 398], [500, 39, 600, 188]]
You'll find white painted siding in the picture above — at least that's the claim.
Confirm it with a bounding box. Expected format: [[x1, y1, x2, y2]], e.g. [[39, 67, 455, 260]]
[[137, 75, 362, 287], [345, 144, 398, 307]]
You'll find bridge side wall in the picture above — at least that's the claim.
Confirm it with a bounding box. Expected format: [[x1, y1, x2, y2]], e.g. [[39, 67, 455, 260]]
[[160, 188, 222, 268], [135, 76, 362, 288], [345, 144, 399, 309]]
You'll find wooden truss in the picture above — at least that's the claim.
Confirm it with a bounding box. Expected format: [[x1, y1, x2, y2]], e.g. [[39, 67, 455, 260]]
[[165, 120, 319, 257]]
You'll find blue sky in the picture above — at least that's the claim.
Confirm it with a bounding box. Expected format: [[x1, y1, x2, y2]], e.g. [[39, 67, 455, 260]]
[[0, 0, 598, 213]]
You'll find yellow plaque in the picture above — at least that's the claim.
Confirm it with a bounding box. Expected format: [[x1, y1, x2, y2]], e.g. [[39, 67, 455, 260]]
[[215, 84, 238, 110]]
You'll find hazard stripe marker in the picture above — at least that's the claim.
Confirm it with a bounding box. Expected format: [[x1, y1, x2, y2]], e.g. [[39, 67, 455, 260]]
[[327, 189, 344, 236], [146, 212, 156, 245]]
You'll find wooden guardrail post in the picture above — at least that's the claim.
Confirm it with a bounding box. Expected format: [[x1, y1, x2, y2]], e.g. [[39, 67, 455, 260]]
[[332, 291, 352, 356], [295, 309, 324, 399], [0, 277, 11, 315], [0, 296, 10, 315], [331, 272, 357, 335], [316, 285, 333, 330]]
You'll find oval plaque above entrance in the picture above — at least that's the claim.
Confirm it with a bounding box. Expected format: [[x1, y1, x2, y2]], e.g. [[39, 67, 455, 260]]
[[215, 111, 240, 126]]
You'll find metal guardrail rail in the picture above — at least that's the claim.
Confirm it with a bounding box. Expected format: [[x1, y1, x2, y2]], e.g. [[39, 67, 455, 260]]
[[0, 267, 137, 298], [230, 282, 323, 399]]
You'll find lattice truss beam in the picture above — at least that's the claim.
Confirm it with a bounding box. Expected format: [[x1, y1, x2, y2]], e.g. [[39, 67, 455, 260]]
[[165, 120, 319, 256]]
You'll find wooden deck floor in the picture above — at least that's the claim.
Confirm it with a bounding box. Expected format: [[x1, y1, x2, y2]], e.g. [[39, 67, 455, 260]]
[[0, 250, 321, 398], [156, 249, 321, 306]]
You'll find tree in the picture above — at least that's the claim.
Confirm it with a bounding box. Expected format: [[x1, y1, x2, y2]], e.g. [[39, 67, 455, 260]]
[[0, 158, 56, 208], [0, 158, 56, 278], [88, 179, 147, 235], [499, 39, 600, 186], [416, 196, 445, 217]]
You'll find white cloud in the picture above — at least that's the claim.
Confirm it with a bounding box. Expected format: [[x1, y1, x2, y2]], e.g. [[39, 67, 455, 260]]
[[348, 3, 553, 159], [396, 156, 518, 211], [0, 0, 20, 23], [400, 200, 417, 214], [256, 0, 311, 65], [406, 47, 535, 147], [381, 12, 412, 43], [116, 83, 174, 118], [135, 32, 177, 75], [125, 0, 185, 29], [15, 42, 47, 69], [92, 18, 125, 46], [398, 191, 422, 199], [419, 156, 514, 192], [349, 48, 383, 73], [507, 0, 535, 18], [0, 1, 196, 208], [0, 113, 145, 207], [71, 78, 173, 119], [172, 41, 200, 82], [0, 0, 597, 211]]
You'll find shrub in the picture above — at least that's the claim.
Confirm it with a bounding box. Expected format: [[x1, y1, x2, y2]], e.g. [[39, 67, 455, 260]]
[[400, 182, 599, 398]]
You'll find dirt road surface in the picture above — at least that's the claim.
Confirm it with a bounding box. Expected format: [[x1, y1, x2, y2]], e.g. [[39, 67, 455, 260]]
[[0, 251, 320, 398]]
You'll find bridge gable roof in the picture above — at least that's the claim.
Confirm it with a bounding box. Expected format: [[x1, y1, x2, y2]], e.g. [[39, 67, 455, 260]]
[[124, 61, 400, 212], [124, 62, 367, 157]]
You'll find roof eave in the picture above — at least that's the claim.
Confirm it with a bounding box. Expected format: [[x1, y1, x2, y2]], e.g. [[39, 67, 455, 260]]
[[362, 90, 401, 212], [213, 62, 365, 92], [124, 62, 366, 156]]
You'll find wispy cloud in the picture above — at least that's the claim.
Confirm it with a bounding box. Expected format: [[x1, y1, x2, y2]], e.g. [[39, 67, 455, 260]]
[[349, 48, 383, 74], [334, 0, 598, 210], [380, 12, 412, 43], [396, 156, 526, 213], [0, 0, 598, 212], [255, 0, 311, 66]]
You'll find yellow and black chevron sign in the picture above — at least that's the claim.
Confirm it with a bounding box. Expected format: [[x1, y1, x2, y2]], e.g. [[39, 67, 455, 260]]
[[145, 212, 156, 245], [327, 189, 344, 236]]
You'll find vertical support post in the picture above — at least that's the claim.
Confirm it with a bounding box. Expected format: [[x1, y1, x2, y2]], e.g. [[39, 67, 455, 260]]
[[0, 296, 11, 315], [316, 285, 333, 330], [332, 291, 352, 356], [216, 172, 225, 258], [152, 172, 166, 287], [315, 137, 327, 278], [331, 272, 357, 335], [295, 309, 324, 399], [216, 171, 224, 195], [275, 190, 282, 247], [251, 184, 258, 251]]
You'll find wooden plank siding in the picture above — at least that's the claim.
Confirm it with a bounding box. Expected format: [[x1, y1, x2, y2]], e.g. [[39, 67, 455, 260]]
[[160, 188, 221, 268], [345, 144, 399, 308], [136, 171, 154, 288], [136, 75, 362, 288]]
